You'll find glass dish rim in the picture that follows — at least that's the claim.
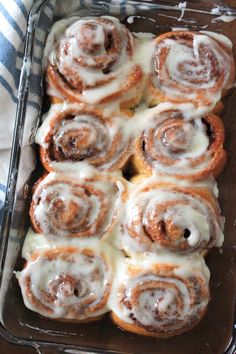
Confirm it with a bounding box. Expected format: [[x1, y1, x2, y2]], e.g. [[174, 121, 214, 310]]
[[0, 0, 236, 353]]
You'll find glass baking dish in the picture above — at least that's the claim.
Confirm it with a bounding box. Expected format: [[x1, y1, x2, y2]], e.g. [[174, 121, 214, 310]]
[[1, 0, 236, 353]]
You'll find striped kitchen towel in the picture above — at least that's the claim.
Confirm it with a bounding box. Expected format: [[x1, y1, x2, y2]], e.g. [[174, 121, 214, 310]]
[[0, 0, 34, 220], [0, 0, 56, 223]]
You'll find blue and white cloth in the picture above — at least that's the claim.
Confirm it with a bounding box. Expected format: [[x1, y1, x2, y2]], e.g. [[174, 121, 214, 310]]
[[0, 0, 34, 218]]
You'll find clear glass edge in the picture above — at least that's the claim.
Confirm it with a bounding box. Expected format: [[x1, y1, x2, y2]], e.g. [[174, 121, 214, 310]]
[[0, 0, 236, 353]]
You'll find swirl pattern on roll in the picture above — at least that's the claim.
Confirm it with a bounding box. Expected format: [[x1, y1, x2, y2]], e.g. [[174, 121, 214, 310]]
[[46, 16, 143, 107], [37, 104, 132, 172], [133, 109, 226, 180], [110, 258, 210, 337], [30, 173, 126, 238], [122, 181, 224, 255], [146, 31, 235, 108], [18, 246, 111, 320]]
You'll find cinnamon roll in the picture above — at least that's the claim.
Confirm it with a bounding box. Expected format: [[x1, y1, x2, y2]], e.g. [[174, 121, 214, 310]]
[[18, 245, 111, 321], [132, 109, 226, 180], [45, 16, 143, 109], [122, 180, 224, 255], [146, 31, 235, 108], [110, 256, 210, 337], [36, 104, 132, 172], [30, 172, 126, 238]]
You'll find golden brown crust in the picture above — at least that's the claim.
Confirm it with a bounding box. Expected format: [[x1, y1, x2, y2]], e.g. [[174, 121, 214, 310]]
[[139, 181, 221, 217], [111, 263, 209, 337], [213, 100, 225, 116], [131, 111, 226, 181], [47, 64, 143, 109], [21, 247, 111, 321], [39, 105, 132, 172], [111, 310, 207, 338], [30, 173, 127, 237], [123, 180, 222, 254], [145, 31, 235, 108], [45, 16, 144, 109]]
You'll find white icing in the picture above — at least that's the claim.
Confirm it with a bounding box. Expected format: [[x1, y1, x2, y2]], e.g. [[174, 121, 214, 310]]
[[200, 31, 233, 49], [177, 2, 187, 9], [127, 16, 156, 24], [44, 16, 158, 105], [31, 171, 126, 238], [36, 101, 220, 179], [18, 241, 115, 320], [138, 110, 221, 177], [108, 255, 210, 330], [45, 16, 146, 106], [212, 15, 236, 23], [176, 2, 187, 22], [22, 228, 118, 261], [171, 27, 189, 31], [36, 103, 132, 171], [56, 17, 126, 87], [133, 32, 156, 39], [45, 16, 234, 111], [158, 13, 196, 25], [161, 120, 209, 159], [151, 32, 234, 107], [80, 35, 153, 103], [22, 228, 52, 259], [43, 17, 79, 69], [210, 6, 221, 16], [121, 177, 224, 255]]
